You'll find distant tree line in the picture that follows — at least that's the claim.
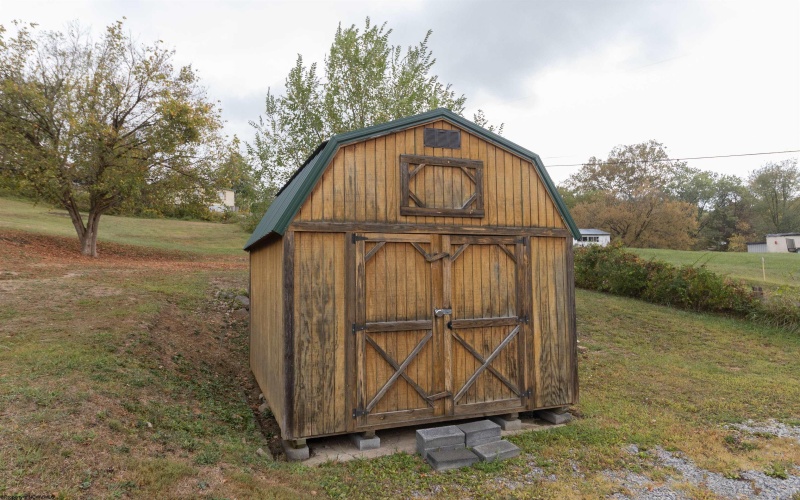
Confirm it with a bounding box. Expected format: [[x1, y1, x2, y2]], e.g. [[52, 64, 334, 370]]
[[559, 141, 799, 250]]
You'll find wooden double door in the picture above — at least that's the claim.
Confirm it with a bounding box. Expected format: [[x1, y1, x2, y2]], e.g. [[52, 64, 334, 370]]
[[352, 233, 530, 427]]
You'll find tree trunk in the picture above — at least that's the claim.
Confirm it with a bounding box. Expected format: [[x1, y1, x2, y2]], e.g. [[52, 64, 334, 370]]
[[63, 196, 102, 258], [80, 210, 101, 257]]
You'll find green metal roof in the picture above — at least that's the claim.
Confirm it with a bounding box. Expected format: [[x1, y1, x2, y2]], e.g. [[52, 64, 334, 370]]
[[244, 108, 580, 250]]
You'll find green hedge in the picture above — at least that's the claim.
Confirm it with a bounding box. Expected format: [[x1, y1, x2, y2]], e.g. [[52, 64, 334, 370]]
[[574, 243, 799, 332]]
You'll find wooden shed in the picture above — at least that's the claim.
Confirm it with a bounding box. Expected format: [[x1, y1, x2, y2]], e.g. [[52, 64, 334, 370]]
[[245, 108, 581, 445]]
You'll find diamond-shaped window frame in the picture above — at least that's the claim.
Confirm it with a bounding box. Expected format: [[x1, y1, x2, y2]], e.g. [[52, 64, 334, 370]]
[[399, 154, 485, 218]]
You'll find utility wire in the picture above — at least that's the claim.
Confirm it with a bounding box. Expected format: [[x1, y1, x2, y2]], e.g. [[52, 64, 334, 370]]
[[544, 149, 800, 168]]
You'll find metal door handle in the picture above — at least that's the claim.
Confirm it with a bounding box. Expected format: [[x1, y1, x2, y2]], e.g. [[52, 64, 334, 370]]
[[434, 308, 452, 317]]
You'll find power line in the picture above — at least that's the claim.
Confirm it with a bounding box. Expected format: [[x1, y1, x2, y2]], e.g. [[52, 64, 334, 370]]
[[544, 149, 800, 168]]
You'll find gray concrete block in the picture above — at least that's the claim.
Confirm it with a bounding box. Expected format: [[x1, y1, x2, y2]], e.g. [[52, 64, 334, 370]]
[[490, 415, 522, 431], [426, 448, 479, 471], [416, 425, 465, 455], [281, 440, 310, 461], [457, 420, 501, 447], [350, 432, 381, 451], [537, 409, 573, 425], [472, 440, 521, 462]]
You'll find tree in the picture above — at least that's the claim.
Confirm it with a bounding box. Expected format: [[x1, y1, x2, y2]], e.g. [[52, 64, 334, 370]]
[[748, 159, 800, 233], [563, 141, 698, 249], [248, 17, 497, 198], [0, 21, 224, 256]]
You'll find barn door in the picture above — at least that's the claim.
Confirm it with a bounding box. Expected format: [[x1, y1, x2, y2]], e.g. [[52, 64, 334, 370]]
[[352, 233, 446, 427], [446, 235, 530, 415]]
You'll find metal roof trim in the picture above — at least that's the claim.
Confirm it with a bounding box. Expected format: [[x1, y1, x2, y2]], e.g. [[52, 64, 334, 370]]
[[244, 108, 580, 251]]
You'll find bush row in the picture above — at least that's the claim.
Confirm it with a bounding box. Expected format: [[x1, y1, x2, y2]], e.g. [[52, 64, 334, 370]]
[[573, 243, 799, 333]]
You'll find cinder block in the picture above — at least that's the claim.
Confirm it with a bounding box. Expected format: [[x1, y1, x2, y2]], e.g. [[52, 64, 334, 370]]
[[537, 409, 573, 425], [457, 420, 501, 447], [281, 440, 310, 461], [490, 415, 522, 431], [349, 432, 380, 451], [472, 440, 521, 462], [416, 425, 465, 456], [426, 448, 479, 471]]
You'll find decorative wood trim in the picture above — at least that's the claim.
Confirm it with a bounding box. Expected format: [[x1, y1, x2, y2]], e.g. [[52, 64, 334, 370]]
[[400, 154, 484, 218], [282, 231, 295, 438], [449, 316, 520, 329], [344, 232, 356, 432], [566, 236, 579, 404], [453, 325, 521, 403], [290, 221, 571, 238], [364, 320, 433, 333]]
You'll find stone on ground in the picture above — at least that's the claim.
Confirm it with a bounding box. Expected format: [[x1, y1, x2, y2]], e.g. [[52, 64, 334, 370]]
[[457, 420, 501, 447], [282, 440, 310, 461], [536, 409, 573, 425], [416, 425, 465, 456], [490, 414, 522, 431], [350, 432, 381, 451], [426, 448, 479, 471], [472, 440, 521, 462]]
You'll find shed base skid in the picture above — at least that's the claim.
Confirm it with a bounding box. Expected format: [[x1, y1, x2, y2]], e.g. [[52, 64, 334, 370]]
[[350, 431, 381, 451], [490, 412, 522, 431]]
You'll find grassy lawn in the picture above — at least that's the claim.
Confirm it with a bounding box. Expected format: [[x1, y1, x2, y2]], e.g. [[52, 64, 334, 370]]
[[1, 208, 799, 498], [0, 196, 249, 255], [633, 247, 800, 291]]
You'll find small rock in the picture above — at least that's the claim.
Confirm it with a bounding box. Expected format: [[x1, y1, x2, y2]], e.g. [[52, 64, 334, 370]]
[[231, 309, 249, 321], [577, 346, 588, 354], [146, 421, 153, 428], [258, 402, 270, 414], [256, 447, 273, 460], [234, 295, 250, 310], [258, 393, 265, 402]]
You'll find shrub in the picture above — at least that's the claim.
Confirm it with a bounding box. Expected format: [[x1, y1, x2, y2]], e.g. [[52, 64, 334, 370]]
[[574, 242, 761, 317]]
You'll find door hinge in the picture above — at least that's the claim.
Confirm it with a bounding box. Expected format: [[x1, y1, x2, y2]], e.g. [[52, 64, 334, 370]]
[[352, 408, 369, 418], [522, 389, 533, 398], [518, 315, 529, 324], [352, 234, 368, 243], [352, 323, 366, 334]]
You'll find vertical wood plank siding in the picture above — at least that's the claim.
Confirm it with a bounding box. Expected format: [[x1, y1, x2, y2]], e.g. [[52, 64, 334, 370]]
[[292, 232, 347, 437], [249, 237, 286, 434], [530, 236, 577, 408], [294, 121, 566, 230]]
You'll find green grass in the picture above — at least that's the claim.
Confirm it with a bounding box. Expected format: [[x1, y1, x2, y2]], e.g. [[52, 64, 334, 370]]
[[0, 196, 249, 254], [1, 209, 798, 498], [633, 248, 800, 289]]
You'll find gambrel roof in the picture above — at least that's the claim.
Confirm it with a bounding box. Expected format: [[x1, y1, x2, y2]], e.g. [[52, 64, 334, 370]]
[[244, 108, 580, 250]]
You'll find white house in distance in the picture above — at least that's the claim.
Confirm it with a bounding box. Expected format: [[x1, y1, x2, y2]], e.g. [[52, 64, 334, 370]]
[[747, 233, 799, 253], [209, 189, 236, 212], [574, 228, 611, 247]]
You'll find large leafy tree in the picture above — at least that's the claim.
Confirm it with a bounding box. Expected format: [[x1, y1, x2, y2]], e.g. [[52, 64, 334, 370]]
[[0, 21, 224, 256], [748, 158, 800, 233], [563, 141, 698, 249], [248, 18, 498, 198]]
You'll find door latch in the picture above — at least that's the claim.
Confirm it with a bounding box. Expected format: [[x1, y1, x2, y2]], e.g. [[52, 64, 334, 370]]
[[434, 308, 452, 317]]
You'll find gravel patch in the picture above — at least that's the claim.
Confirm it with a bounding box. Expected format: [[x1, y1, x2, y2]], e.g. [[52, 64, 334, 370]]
[[606, 445, 800, 500], [727, 419, 800, 442]]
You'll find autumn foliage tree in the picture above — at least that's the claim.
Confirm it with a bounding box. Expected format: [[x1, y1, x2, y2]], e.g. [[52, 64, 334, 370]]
[[0, 21, 224, 256], [563, 141, 698, 249]]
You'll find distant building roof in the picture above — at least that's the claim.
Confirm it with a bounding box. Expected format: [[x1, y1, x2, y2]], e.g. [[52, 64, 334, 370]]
[[766, 233, 800, 237], [578, 228, 611, 236]]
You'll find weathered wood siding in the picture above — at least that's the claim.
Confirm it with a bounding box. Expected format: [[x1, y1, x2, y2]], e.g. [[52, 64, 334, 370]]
[[291, 231, 347, 437], [530, 236, 578, 408], [249, 236, 286, 432], [294, 120, 567, 229]]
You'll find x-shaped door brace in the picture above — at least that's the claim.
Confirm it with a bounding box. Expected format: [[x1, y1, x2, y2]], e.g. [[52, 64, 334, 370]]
[[451, 324, 522, 403], [364, 241, 448, 263], [363, 331, 434, 412]]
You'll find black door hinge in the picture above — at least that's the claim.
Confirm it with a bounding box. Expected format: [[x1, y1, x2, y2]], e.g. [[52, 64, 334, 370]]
[[352, 323, 366, 334], [522, 389, 533, 398], [353, 408, 369, 418], [518, 315, 529, 324], [352, 234, 368, 243]]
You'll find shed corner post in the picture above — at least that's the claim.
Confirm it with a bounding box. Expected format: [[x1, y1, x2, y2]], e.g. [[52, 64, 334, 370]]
[[283, 230, 296, 438], [565, 236, 578, 404]]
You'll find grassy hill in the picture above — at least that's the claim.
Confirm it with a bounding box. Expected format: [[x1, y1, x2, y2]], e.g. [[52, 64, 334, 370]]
[[1, 198, 798, 498], [633, 247, 800, 290], [0, 196, 249, 255]]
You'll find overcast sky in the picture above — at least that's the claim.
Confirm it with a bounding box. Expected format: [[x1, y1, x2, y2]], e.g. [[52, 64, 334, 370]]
[[3, 0, 799, 184]]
